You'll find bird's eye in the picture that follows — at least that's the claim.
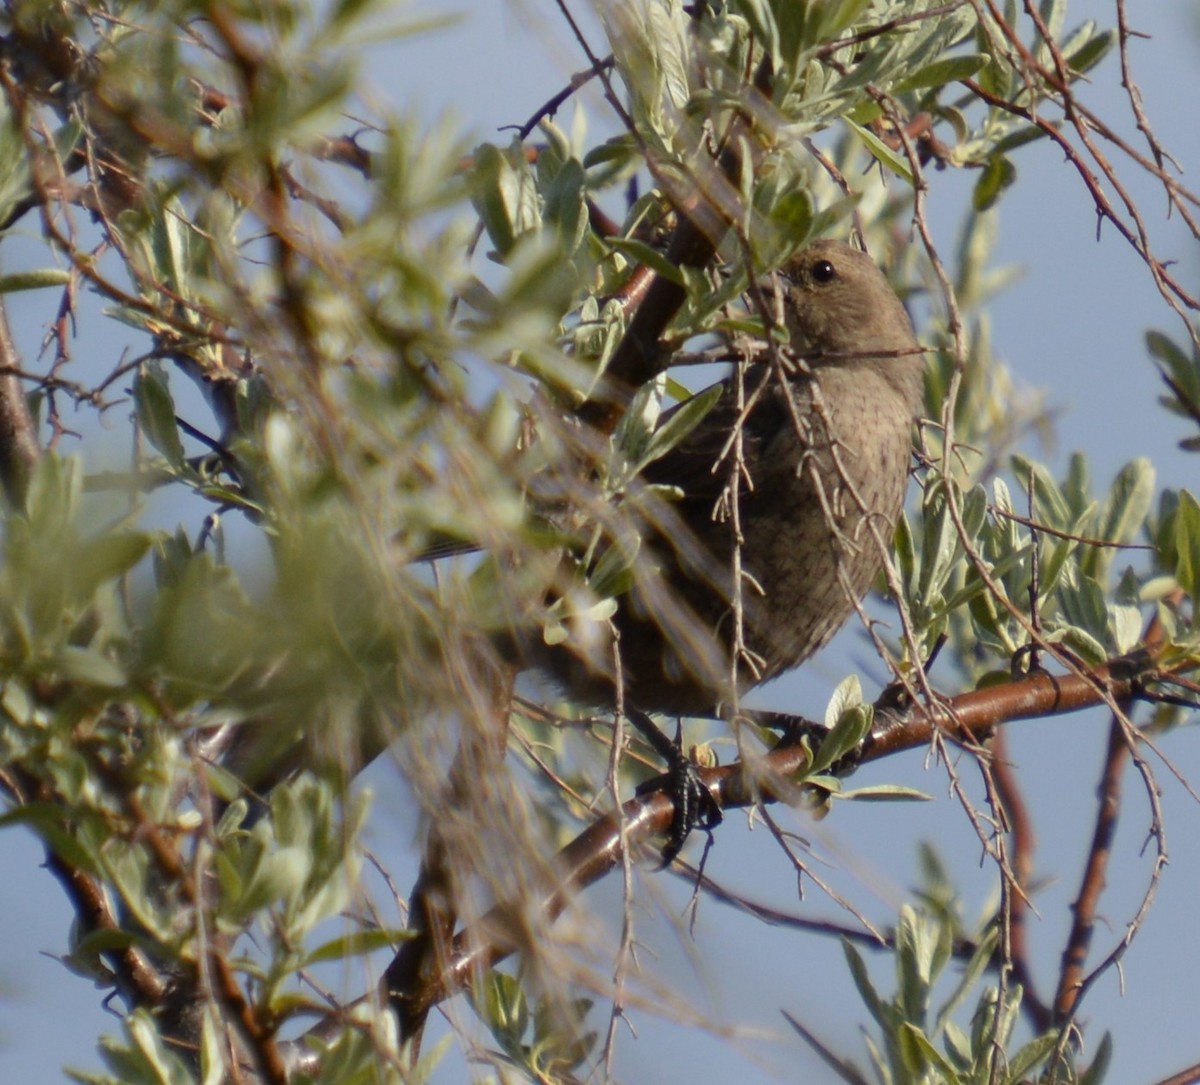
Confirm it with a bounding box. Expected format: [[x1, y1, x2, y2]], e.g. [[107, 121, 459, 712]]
[[812, 259, 837, 284]]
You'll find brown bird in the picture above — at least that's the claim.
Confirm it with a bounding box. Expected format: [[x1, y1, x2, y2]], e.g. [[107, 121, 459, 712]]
[[548, 239, 924, 712], [538, 239, 925, 855]]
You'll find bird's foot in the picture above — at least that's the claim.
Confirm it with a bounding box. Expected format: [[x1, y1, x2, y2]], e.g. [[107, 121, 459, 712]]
[[751, 710, 829, 752], [754, 709, 872, 777], [627, 709, 722, 865], [634, 753, 722, 866]]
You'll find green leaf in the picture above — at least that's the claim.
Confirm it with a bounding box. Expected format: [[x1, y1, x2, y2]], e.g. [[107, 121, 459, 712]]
[[54, 646, 127, 689], [969, 988, 1002, 1062], [24, 453, 82, 536], [0, 269, 72, 293], [303, 929, 412, 966], [582, 132, 639, 169], [842, 939, 887, 1028], [807, 193, 863, 242], [1011, 455, 1072, 527], [961, 483, 989, 540], [811, 676, 871, 774], [637, 382, 724, 472], [124, 1009, 194, 1085], [895, 53, 988, 92], [814, 0, 875, 42], [824, 673, 863, 727], [1039, 0, 1067, 42], [833, 784, 932, 801], [542, 156, 588, 255], [810, 704, 872, 775], [993, 122, 1051, 155], [501, 235, 579, 317], [847, 121, 914, 184], [134, 363, 186, 468], [475, 970, 529, 1053], [898, 1023, 959, 1079], [606, 237, 685, 285], [1059, 568, 1109, 637], [0, 803, 102, 877], [1084, 457, 1155, 583], [766, 189, 813, 245], [1058, 622, 1109, 666], [1147, 329, 1200, 425], [895, 509, 917, 595], [588, 537, 640, 601], [918, 482, 961, 603], [471, 141, 539, 257], [1003, 1029, 1059, 1083], [1173, 490, 1200, 616], [730, 0, 780, 68], [151, 198, 191, 296], [1147, 329, 1196, 384], [1080, 1031, 1113, 1085], [1099, 458, 1156, 545], [613, 374, 666, 476], [973, 154, 1017, 212], [934, 925, 998, 1037], [943, 1019, 973, 1070], [228, 843, 311, 919], [69, 532, 153, 600], [1065, 26, 1116, 77], [895, 906, 932, 1021]]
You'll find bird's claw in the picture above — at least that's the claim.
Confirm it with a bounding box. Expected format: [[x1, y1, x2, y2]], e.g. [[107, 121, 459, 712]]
[[623, 708, 722, 864], [635, 750, 722, 866]]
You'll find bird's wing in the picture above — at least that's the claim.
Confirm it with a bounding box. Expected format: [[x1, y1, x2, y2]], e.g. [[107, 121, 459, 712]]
[[639, 372, 801, 511]]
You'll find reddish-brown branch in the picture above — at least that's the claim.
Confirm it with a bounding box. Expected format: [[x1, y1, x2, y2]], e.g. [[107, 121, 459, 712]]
[[1049, 602, 1177, 1029], [577, 200, 718, 430], [384, 664, 516, 1048], [120, 794, 290, 1085], [516, 57, 616, 141], [42, 847, 168, 996], [578, 55, 776, 431], [586, 199, 621, 240], [381, 651, 1173, 1028], [990, 728, 1054, 1031], [17, 763, 168, 1010], [11, 754, 287, 1081], [0, 299, 40, 505], [1054, 711, 1128, 1022], [1114, 0, 1185, 224], [1153, 1062, 1200, 1085]]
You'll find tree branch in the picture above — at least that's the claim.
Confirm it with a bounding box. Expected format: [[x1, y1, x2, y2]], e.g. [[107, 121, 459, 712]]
[[377, 649, 1180, 1032], [0, 297, 40, 505]]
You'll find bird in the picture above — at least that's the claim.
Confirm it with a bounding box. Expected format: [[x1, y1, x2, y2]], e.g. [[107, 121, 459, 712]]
[[545, 240, 924, 712], [533, 239, 926, 856]]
